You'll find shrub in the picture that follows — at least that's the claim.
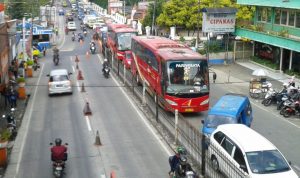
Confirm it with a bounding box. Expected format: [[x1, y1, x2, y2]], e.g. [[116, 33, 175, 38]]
[[26, 60, 34, 66], [17, 77, 25, 83]]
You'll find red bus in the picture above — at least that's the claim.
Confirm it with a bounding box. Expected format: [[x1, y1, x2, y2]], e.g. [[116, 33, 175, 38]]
[[106, 24, 137, 66], [131, 36, 209, 113]]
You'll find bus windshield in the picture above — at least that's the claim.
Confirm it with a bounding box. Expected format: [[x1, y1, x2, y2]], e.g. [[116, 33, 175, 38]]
[[117, 32, 136, 51], [166, 60, 209, 94]]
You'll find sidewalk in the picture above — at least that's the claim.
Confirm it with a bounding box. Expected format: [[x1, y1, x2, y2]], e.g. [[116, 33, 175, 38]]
[[0, 68, 39, 177], [210, 61, 299, 89]]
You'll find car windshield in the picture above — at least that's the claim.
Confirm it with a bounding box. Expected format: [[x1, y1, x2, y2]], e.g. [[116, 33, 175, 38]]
[[246, 150, 291, 174], [117, 32, 136, 51], [166, 60, 209, 95], [50, 75, 68, 82], [204, 115, 236, 128]]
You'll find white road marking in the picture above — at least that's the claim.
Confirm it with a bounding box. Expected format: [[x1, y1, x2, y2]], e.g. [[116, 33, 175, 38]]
[[85, 116, 92, 131], [15, 64, 44, 177], [76, 81, 80, 92], [97, 54, 172, 156], [72, 66, 75, 73]]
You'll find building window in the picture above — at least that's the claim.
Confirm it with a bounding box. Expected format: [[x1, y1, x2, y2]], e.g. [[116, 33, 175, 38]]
[[281, 10, 288, 25], [257, 7, 262, 21], [257, 8, 271, 23], [289, 11, 295, 26], [275, 9, 281, 24], [267, 8, 272, 23], [296, 11, 300, 28]]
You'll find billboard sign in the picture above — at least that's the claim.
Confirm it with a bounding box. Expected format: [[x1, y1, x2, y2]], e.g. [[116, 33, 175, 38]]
[[110, 2, 123, 8], [202, 8, 237, 33]]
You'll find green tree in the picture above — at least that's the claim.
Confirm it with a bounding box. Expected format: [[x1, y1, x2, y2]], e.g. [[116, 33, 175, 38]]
[[6, 0, 26, 19], [141, 0, 164, 28], [156, 0, 254, 33], [93, 0, 108, 9]]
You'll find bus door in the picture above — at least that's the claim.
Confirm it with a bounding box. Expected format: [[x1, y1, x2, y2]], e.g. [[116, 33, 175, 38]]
[[145, 49, 159, 91]]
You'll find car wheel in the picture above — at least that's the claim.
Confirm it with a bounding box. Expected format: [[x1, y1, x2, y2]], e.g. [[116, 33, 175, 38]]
[[211, 156, 219, 172]]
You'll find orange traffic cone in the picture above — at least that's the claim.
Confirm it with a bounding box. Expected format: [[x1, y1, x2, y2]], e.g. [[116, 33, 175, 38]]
[[77, 70, 84, 80], [94, 130, 102, 146], [83, 102, 92, 115], [110, 171, 115, 178], [75, 55, 79, 62], [81, 82, 86, 92], [86, 51, 90, 59]]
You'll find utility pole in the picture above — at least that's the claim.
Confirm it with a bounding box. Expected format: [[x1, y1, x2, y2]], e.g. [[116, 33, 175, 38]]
[[196, 0, 200, 48], [151, 0, 157, 35]]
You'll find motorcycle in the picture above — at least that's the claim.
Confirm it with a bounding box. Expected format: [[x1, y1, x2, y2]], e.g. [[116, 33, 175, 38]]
[[72, 35, 75, 42], [2, 108, 17, 140], [261, 87, 276, 106], [103, 66, 110, 78], [84, 30, 87, 37], [33, 56, 40, 71], [53, 54, 59, 66], [90, 46, 96, 54], [282, 100, 300, 118], [50, 142, 68, 178]]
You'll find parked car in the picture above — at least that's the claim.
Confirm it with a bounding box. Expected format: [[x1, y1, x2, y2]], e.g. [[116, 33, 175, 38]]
[[47, 69, 73, 96], [208, 124, 298, 178]]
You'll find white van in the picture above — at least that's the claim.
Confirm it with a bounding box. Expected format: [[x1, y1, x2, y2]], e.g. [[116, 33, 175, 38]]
[[83, 15, 95, 25], [208, 124, 298, 178]]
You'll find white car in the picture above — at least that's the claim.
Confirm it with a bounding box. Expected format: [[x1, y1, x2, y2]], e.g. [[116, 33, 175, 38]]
[[47, 69, 73, 96], [208, 124, 298, 178], [67, 22, 77, 31]]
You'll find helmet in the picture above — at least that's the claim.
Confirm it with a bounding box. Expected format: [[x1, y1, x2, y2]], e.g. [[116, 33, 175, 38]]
[[283, 83, 288, 87], [176, 146, 186, 154], [55, 138, 62, 146], [267, 83, 272, 88], [104, 58, 108, 62]]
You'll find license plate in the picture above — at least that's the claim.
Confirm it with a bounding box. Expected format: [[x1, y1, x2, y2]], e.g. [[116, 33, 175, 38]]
[[185, 108, 194, 112], [56, 84, 63, 87]]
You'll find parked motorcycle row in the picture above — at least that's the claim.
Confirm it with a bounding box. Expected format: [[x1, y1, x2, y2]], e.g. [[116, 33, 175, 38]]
[[2, 108, 17, 141], [261, 82, 300, 118]]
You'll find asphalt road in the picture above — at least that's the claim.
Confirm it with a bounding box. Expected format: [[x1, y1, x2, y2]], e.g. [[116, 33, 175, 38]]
[[4, 9, 170, 178]]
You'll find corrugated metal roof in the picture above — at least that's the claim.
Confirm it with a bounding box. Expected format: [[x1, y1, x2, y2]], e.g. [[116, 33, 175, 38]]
[[202, 7, 237, 13], [237, 0, 300, 9]]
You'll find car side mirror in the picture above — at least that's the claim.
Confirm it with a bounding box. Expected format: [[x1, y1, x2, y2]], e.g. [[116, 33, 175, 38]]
[[288, 161, 292, 165]]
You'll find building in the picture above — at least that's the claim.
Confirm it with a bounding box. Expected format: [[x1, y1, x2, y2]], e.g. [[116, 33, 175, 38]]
[[235, 0, 300, 73], [0, 3, 10, 89]]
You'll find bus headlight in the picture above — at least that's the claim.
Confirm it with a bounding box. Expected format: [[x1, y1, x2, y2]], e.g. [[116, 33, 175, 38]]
[[200, 98, 209, 105], [166, 99, 178, 106]]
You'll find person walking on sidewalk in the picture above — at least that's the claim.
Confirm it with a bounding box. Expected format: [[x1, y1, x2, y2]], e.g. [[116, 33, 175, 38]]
[[3, 86, 11, 108], [9, 89, 18, 108]]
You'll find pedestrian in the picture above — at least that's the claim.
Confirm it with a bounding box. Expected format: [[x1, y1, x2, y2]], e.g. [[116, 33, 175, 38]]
[[10, 89, 18, 108], [3, 86, 11, 108], [213, 72, 217, 83], [55, 27, 58, 36]]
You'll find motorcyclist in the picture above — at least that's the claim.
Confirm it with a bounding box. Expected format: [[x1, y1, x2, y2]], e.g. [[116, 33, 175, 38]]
[[83, 27, 87, 36], [53, 46, 59, 62], [90, 41, 96, 51], [78, 33, 83, 42], [72, 32, 76, 41], [64, 26, 69, 35], [102, 58, 109, 72], [169, 146, 186, 176], [174, 155, 193, 178], [51, 138, 67, 163]]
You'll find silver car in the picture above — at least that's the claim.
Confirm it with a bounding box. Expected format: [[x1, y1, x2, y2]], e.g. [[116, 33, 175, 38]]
[[47, 69, 73, 96]]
